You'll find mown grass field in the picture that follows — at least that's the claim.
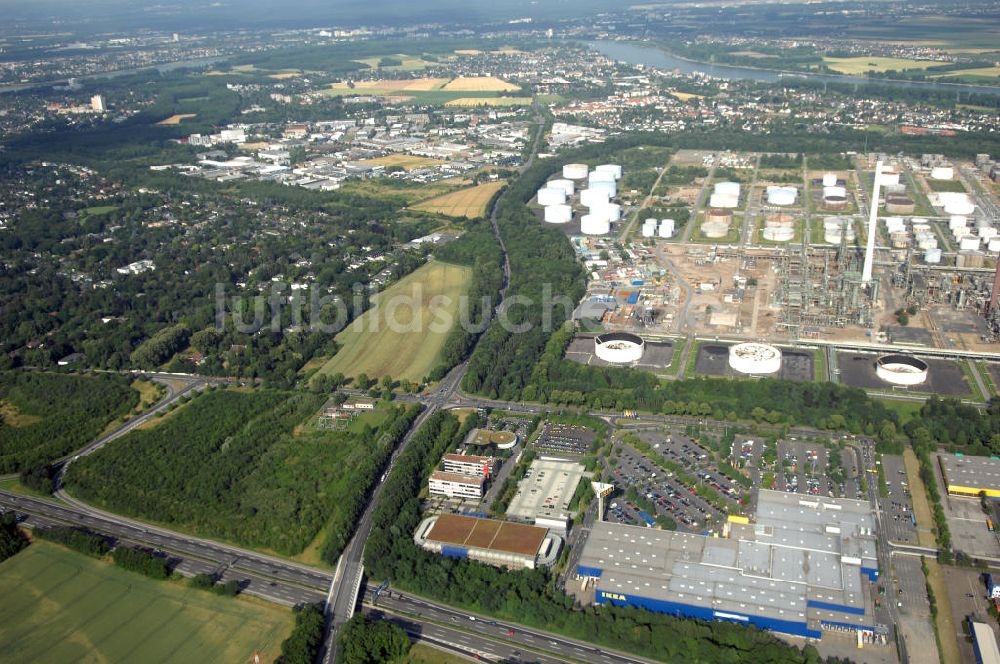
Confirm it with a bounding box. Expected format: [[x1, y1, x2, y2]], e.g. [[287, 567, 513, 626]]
[[441, 76, 519, 92], [354, 54, 436, 72], [155, 113, 197, 125], [0, 542, 293, 664], [317, 261, 472, 383], [443, 97, 532, 107], [412, 181, 505, 218], [360, 154, 446, 171], [822, 55, 937, 74]]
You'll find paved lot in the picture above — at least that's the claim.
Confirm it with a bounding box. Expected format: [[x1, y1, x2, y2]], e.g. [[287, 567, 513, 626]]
[[886, 325, 934, 345], [694, 344, 813, 381], [879, 454, 918, 545], [841, 447, 862, 500], [836, 351, 971, 396], [942, 565, 991, 664], [534, 422, 597, 457], [775, 440, 830, 496], [565, 336, 674, 371], [891, 555, 941, 664]]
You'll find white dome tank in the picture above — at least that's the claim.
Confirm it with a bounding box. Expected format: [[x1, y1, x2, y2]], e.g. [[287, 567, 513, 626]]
[[766, 186, 797, 206], [822, 173, 838, 187], [729, 342, 782, 375], [548, 178, 575, 196], [562, 163, 588, 180], [591, 203, 621, 222], [537, 187, 566, 206], [877, 169, 900, 187], [594, 164, 623, 180], [702, 220, 730, 238], [823, 185, 847, 198], [588, 180, 617, 198], [544, 204, 572, 224], [588, 170, 616, 184], [709, 192, 739, 209], [924, 248, 942, 264], [949, 215, 968, 230], [658, 219, 675, 238], [930, 166, 954, 180], [580, 188, 610, 208]]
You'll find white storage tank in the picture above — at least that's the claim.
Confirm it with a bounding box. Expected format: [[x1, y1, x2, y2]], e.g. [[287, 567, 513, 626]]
[[877, 168, 901, 187], [766, 186, 797, 206], [588, 180, 617, 198], [960, 236, 981, 251], [659, 219, 675, 238], [548, 178, 575, 196], [822, 173, 838, 187], [562, 163, 589, 180], [581, 214, 611, 235], [589, 170, 616, 184], [917, 236, 938, 250], [537, 187, 566, 206], [709, 192, 739, 209], [941, 192, 975, 216], [641, 219, 658, 238], [823, 185, 847, 198], [763, 225, 795, 242], [729, 342, 782, 375], [544, 204, 572, 224], [715, 181, 741, 196], [930, 166, 954, 180], [580, 188, 610, 208], [701, 220, 730, 238], [989, 239, 1000, 253], [924, 247, 943, 264], [592, 203, 621, 222], [949, 215, 968, 230], [595, 164, 623, 180], [980, 226, 997, 242]]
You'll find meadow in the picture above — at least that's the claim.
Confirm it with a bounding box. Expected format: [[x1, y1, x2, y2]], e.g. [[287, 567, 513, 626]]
[[360, 154, 446, 171], [0, 542, 292, 663], [412, 181, 505, 218], [317, 261, 472, 383], [822, 56, 937, 74]]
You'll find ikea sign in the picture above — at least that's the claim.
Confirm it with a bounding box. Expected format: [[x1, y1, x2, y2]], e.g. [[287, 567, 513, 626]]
[[600, 591, 627, 602]]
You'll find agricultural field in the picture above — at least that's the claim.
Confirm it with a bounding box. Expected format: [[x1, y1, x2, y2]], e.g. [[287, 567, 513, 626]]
[[317, 261, 472, 383], [412, 181, 505, 218], [0, 371, 138, 475], [932, 65, 1000, 79], [444, 97, 532, 107], [336, 176, 471, 206], [0, 541, 292, 664], [65, 388, 417, 561], [822, 55, 938, 74], [155, 113, 197, 125], [354, 54, 437, 71], [441, 76, 520, 92], [360, 154, 446, 171], [328, 78, 449, 95]]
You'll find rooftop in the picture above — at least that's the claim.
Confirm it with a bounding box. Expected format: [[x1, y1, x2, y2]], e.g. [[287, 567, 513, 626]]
[[939, 453, 1000, 491], [506, 458, 588, 523], [429, 470, 485, 487], [425, 514, 548, 557]]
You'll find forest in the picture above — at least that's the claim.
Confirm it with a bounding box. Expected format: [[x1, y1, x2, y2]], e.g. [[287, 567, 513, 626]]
[[277, 603, 326, 664], [64, 387, 419, 560], [0, 512, 28, 564], [364, 413, 832, 664], [336, 614, 411, 664], [0, 371, 138, 474]]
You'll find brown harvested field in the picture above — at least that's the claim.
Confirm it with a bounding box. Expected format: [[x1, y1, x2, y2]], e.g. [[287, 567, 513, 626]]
[[329, 78, 449, 93], [455, 49, 482, 55], [670, 91, 704, 101], [442, 76, 520, 92], [156, 113, 197, 125], [360, 154, 446, 171], [268, 72, 300, 79], [426, 514, 546, 556], [443, 97, 532, 107], [903, 448, 939, 548], [412, 181, 505, 218]]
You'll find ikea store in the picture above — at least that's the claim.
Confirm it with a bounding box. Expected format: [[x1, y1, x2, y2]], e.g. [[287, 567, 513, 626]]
[[575, 490, 880, 640]]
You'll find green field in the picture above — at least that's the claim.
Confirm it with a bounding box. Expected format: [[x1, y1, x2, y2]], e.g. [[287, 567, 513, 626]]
[[0, 542, 292, 663], [317, 261, 472, 383]]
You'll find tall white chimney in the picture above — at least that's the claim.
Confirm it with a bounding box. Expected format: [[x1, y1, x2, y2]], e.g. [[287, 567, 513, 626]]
[[862, 160, 883, 285]]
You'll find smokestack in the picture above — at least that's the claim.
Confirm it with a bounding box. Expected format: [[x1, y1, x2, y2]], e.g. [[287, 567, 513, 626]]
[[862, 160, 883, 285]]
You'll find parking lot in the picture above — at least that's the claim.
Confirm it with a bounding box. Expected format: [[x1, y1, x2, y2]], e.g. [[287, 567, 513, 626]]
[[841, 447, 862, 500], [533, 422, 598, 457], [890, 555, 940, 664], [932, 452, 1000, 559], [878, 454, 918, 545], [693, 344, 814, 381], [775, 440, 831, 496], [942, 565, 994, 664], [836, 352, 972, 396], [607, 443, 731, 534]]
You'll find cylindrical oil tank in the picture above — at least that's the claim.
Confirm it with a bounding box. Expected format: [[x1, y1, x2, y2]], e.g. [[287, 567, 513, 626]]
[[930, 166, 954, 180], [924, 248, 943, 264], [763, 225, 794, 242], [544, 204, 572, 224], [659, 219, 675, 238], [957, 251, 985, 268], [588, 170, 616, 185], [714, 181, 741, 197], [581, 214, 611, 235], [537, 187, 566, 206], [709, 192, 739, 208], [823, 185, 847, 198], [595, 164, 623, 180], [949, 215, 968, 230], [823, 195, 848, 210], [960, 236, 981, 251], [580, 188, 610, 208], [591, 203, 621, 222], [878, 169, 901, 187], [589, 179, 617, 198], [822, 173, 838, 187], [989, 239, 1000, 253], [890, 232, 911, 249], [548, 178, 575, 196], [885, 194, 915, 214], [701, 220, 730, 238], [706, 208, 734, 224], [766, 186, 797, 206], [562, 163, 588, 180], [641, 219, 658, 238]]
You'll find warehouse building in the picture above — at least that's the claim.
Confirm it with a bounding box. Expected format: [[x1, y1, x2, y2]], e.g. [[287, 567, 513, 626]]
[[414, 514, 562, 569], [939, 454, 1000, 498], [972, 621, 1000, 664], [428, 471, 485, 499], [442, 453, 497, 478], [506, 457, 588, 532], [575, 490, 879, 640]]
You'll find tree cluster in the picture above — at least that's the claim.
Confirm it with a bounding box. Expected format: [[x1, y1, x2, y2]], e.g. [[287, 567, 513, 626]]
[[33, 526, 110, 557], [336, 614, 411, 664], [112, 546, 170, 579], [275, 603, 326, 664]]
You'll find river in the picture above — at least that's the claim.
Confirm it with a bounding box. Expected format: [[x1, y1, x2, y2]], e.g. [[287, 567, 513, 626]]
[[590, 40, 1000, 99]]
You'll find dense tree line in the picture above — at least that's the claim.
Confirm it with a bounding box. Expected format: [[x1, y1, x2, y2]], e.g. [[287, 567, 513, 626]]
[[365, 414, 828, 664], [32, 526, 110, 557], [0, 371, 138, 474], [0, 512, 28, 563], [189, 573, 241, 596], [112, 546, 171, 579], [275, 603, 326, 664], [336, 614, 411, 664], [130, 324, 190, 368]]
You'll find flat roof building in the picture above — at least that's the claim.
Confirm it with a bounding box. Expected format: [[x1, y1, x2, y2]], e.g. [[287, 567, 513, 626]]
[[939, 454, 1000, 498], [414, 514, 561, 569], [442, 453, 497, 478], [428, 471, 485, 500], [468, 428, 518, 450], [506, 457, 588, 532], [972, 621, 1000, 664], [575, 490, 879, 640]]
